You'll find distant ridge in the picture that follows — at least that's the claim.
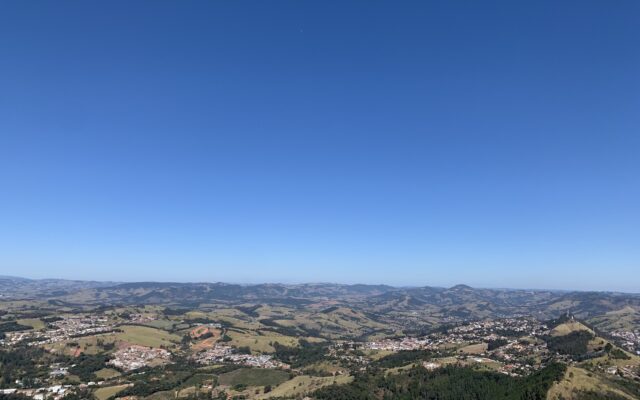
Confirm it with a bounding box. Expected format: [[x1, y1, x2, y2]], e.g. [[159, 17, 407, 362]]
[[1, 276, 639, 325], [0, 275, 32, 281], [1, 275, 639, 295]]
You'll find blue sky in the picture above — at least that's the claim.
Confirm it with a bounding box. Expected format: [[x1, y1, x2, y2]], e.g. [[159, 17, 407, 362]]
[[0, 1, 638, 291]]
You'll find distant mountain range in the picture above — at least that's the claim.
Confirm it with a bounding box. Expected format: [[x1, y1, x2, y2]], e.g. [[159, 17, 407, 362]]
[[2, 276, 639, 327], [0, 275, 116, 298]]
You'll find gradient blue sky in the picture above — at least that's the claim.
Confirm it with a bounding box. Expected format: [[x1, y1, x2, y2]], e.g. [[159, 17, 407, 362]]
[[1, 1, 639, 291]]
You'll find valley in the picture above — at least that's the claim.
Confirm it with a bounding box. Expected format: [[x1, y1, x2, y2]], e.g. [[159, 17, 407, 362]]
[[1, 277, 639, 400]]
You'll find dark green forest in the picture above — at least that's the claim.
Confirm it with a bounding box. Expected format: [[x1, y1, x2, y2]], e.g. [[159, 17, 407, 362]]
[[313, 363, 566, 400], [543, 331, 593, 357]]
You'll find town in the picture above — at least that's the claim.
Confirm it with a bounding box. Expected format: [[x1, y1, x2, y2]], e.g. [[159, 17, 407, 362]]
[[1, 290, 640, 400]]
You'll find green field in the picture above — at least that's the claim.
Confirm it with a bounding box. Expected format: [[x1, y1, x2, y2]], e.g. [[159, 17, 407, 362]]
[[258, 374, 353, 399], [45, 334, 117, 356], [17, 318, 45, 330], [227, 330, 298, 353], [143, 319, 176, 330], [144, 391, 175, 400], [45, 325, 180, 355], [93, 385, 130, 400], [458, 342, 488, 354], [218, 368, 290, 387], [95, 368, 121, 380], [547, 366, 636, 400], [116, 325, 181, 348]]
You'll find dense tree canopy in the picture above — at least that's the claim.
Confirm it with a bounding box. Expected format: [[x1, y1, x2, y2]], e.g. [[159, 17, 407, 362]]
[[314, 363, 566, 400]]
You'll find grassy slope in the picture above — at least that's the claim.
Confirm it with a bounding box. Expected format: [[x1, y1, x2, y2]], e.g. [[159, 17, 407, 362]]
[[458, 342, 488, 354], [93, 384, 130, 400], [547, 366, 635, 400], [550, 321, 594, 337], [258, 375, 353, 399], [218, 368, 290, 387], [226, 330, 298, 353], [17, 318, 45, 330], [116, 325, 180, 348], [94, 368, 121, 379], [589, 306, 640, 332]]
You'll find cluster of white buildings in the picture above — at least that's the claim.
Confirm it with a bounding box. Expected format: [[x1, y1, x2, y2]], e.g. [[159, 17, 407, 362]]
[[193, 345, 289, 369], [126, 313, 157, 324], [610, 329, 640, 354], [3, 315, 114, 347], [359, 319, 547, 354], [491, 339, 546, 361], [364, 337, 431, 351], [331, 318, 555, 377], [446, 318, 547, 338], [108, 345, 172, 371], [0, 385, 70, 400]]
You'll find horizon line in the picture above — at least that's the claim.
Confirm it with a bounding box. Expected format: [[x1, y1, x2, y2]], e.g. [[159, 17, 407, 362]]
[[2, 274, 638, 295]]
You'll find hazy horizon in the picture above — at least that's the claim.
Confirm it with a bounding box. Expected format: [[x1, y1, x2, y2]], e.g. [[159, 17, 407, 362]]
[[4, 273, 640, 295]]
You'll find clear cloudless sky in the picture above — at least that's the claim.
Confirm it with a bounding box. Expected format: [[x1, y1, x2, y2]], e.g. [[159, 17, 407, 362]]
[[0, 1, 638, 291]]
